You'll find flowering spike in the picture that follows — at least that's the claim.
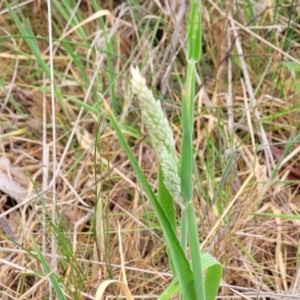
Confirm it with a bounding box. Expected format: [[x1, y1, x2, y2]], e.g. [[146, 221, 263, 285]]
[[130, 66, 184, 209]]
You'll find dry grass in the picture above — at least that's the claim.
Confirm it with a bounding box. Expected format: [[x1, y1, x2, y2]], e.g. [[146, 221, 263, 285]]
[[0, 0, 300, 299]]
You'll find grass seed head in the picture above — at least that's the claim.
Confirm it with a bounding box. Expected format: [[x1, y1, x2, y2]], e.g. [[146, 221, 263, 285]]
[[130, 66, 184, 209]]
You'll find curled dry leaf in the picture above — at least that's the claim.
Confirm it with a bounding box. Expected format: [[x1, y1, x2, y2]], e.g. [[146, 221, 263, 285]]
[[0, 157, 29, 204], [94, 280, 134, 300]]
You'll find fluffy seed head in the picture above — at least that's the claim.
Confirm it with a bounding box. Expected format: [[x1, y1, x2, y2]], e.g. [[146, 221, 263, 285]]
[[130, 66, 184, 209]]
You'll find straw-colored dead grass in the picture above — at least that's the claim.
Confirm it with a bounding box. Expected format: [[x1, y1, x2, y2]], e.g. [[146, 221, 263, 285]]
[[0, 0, 300, 299]]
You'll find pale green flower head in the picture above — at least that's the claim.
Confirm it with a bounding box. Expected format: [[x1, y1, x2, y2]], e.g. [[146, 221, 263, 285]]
[[130, 66, 184, 209]]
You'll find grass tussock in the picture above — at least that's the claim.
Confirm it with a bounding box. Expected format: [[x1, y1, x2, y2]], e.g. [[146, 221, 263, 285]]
[[0, 0, 300, 299]]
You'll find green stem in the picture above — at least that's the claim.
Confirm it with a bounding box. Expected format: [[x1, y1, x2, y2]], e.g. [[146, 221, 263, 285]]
[[181, 62, 196, 202], [180, 210, 188, 252], [187, 202, 206, 299]]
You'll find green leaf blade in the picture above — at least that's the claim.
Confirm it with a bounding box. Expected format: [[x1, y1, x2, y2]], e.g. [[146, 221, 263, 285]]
[[186, 0, 202, 62], [105, 105, 197, 299]]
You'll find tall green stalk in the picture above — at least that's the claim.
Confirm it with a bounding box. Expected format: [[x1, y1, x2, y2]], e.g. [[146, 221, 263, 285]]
[[180, 1, 206, 299]]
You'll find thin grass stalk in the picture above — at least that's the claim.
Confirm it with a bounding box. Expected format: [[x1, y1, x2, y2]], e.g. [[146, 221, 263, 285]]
[[181, 62, 196, 202], [181, 60, 206, 300], [180, 210, 188, 251], [180, 0, 206, 299]]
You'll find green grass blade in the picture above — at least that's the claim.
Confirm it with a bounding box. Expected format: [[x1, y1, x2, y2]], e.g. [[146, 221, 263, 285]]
[[158, 278, 180, 300], [181, 0, 202, 201], [187, 202, 206, 299], [32, 240, 67, 300], [5, 0, 50, 78], [180, 63, 196, 202], [158, 165, 177, 233], [202, 254, 222, 300], [159, 252, 222, 300], [180, 210, 188, 252], [186, 0, 202, 62], [253, 213, 300, 220], [158, 166, 177, 277], [104, 102, 196, 299]]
